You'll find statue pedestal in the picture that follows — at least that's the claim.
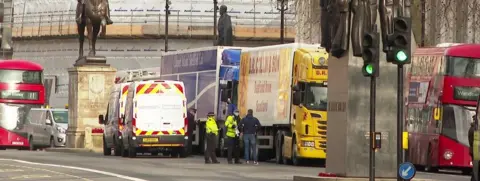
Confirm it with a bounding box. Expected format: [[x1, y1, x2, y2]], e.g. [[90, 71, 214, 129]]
[[66, 57, 116, 148], [325, 19, 399, 177]]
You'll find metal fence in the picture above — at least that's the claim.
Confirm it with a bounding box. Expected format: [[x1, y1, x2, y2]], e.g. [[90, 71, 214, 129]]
[[12, 1, 297, 39]]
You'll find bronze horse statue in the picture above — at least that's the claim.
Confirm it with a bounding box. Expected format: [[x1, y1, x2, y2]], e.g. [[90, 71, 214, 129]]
[[76, 0, 109, 59]]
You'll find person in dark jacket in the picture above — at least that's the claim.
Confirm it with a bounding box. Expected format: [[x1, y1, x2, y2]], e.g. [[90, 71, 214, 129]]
[[240, 109, 261, 165], [186, 108, 197, 156]]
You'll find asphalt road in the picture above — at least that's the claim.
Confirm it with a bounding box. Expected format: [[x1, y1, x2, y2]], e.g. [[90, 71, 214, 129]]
[[0, 150, 471, 181]]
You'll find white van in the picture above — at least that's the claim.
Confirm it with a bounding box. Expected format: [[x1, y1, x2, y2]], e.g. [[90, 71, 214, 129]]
[[99, 82, 130, 156], [26, 108, 68, 149], [117, 80, 188, 158]]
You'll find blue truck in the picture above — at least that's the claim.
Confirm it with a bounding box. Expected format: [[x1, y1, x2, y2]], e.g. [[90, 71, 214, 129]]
[[160, 46, 245, 155]]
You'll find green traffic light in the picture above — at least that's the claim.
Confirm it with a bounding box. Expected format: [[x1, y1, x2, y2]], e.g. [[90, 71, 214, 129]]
[[396, 51, 408, 62], [364, 64, 373, 75]]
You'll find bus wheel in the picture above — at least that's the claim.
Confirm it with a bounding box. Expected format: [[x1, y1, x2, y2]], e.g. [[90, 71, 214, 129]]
[[425, 146, 438, 172], [461, 168, 472, 175], [28, 137, 34, 151]]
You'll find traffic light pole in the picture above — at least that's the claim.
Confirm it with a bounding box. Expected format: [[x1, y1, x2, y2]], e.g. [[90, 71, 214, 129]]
[[369, 75, 376, 181], [397, 65, 405, 181]]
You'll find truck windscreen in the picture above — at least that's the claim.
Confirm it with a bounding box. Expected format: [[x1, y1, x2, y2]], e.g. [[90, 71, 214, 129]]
[[304, 84, 328, 111]]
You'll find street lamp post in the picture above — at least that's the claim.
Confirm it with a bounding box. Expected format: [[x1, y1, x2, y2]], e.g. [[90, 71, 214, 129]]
[[213, 0, 218, 45], [165, 0, 171, 52], [276, 0, 288, 44]]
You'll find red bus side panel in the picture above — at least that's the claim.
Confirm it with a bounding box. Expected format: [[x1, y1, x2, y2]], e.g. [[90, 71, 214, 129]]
[[0, 127, 29, 148], [438, 135, 472, 168]]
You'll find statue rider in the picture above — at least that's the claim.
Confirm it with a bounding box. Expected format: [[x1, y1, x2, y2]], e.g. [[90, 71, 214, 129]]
[[76, 0, 114, 25]]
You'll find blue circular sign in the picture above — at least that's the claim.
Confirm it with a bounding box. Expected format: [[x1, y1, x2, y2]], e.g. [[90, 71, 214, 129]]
[[398, 162, 416, 180]]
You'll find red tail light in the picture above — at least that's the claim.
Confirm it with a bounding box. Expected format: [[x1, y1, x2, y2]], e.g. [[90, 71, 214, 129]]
[[115, 77, 120, 83], [303, 113, 307, 120], [174, 84, 184, 93], [184, 118, 188, 135]]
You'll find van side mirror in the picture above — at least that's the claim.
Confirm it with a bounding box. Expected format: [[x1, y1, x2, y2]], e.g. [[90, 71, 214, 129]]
[[98, 115, 104, 124], [46, 119, 52, 125], [292, 92, 301, 105]]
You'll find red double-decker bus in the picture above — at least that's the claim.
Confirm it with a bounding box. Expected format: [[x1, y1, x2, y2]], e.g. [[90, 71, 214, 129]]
[[406, 44, 480, 174], [0, 60, 45, 150]]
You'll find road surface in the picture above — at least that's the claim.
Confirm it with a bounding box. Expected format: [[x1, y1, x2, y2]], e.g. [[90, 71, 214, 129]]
[[0, 150, 470, 181]]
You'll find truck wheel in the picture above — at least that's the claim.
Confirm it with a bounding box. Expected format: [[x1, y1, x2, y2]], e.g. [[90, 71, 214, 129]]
[[275, 132, 284, 164], [218, 137, 226, 157], [103, 137, 111, 156], [292, 138, 302, 166]]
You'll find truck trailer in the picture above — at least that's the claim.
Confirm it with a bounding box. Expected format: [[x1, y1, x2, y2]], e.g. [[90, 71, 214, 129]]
[[231, 43, 329, 165], [160, 46, 247, 155]]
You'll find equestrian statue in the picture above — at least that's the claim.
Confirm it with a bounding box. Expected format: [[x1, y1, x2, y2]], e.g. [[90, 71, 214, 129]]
[[76, 0, 113, 59]]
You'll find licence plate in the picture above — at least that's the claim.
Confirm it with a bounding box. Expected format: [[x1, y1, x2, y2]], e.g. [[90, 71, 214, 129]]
[[11, 142, 24, 145], [143, 138, 159, 143]]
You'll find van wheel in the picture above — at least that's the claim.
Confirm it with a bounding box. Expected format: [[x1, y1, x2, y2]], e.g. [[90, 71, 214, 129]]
[[121, 143, 128, 157], [178, 147, 188, 158], [127, 140, 136, 158], [28, 137, 34, 151], [49, 137, 55, 148], [113, 139, 122, 156], [103, 137, 111, 156]]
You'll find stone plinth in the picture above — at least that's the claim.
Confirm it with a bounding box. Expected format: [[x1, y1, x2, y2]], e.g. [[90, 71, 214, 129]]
[[325, 15, 398, 177], [67, 59, 116, 148]]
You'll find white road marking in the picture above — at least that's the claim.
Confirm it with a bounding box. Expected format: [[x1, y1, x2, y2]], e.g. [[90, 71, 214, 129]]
[[1, 163, 91, 181], [0, 159, 148, 181]]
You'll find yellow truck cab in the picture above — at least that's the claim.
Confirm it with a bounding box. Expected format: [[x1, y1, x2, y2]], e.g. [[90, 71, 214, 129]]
[[236, 43, 329, 166], [288, 48, 328, 163]]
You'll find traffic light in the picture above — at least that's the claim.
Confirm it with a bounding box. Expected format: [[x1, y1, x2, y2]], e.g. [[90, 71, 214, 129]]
[[386, 17, 411, 65], [362, 31, 380, 77]]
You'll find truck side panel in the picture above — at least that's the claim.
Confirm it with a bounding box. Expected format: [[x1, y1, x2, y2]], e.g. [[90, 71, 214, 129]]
[[239, 47, 293, 126], [160, 49, 218, 120]]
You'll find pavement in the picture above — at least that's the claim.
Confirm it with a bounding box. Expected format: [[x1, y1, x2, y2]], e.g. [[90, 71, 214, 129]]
[[0, 149, 471, 181]]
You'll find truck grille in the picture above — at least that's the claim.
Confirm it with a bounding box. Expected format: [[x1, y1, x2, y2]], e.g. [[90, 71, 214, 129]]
[[317, 120, 327, 149]]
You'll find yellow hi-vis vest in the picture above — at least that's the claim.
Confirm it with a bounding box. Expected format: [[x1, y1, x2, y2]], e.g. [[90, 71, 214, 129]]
[[206, 117, 219, 135], [225, 115, 238, 138]]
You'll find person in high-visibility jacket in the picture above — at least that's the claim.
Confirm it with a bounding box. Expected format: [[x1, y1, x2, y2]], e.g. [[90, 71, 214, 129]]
[[205, 112, 220, 164], [225, 109, 242, 164]]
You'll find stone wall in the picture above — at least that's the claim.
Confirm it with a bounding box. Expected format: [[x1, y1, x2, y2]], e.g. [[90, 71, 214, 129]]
[[293, 0, 321, 44]]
